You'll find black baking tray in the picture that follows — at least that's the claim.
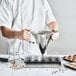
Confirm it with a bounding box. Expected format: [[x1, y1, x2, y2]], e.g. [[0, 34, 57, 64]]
[[24, 56, 61, 65]]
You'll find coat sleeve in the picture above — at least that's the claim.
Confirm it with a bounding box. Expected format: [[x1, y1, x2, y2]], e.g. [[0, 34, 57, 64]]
[[45, 0, 56, 25], [0, 0, 13, 29]]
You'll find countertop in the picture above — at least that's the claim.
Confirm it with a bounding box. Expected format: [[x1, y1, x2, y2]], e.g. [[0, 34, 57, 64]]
[[0, 55, 76, 76]]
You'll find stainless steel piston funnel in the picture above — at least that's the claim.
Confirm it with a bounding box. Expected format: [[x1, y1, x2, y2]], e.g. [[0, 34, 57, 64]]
[[32, 31, 52, 56]]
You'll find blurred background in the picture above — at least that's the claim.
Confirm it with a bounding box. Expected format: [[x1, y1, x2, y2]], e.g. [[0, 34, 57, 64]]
[[0, 0, 76, 55]]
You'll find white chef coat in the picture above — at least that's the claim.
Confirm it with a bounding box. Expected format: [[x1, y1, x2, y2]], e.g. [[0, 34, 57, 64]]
[[0, 0, 56, 56]]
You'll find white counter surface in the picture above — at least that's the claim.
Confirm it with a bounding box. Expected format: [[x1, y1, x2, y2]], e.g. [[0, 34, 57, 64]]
[[0, 55, 76, 76]]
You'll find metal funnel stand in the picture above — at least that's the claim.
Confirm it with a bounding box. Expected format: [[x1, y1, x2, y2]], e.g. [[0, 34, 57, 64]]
[[24, 31, 61, 68], [32, 31, 52, 59]]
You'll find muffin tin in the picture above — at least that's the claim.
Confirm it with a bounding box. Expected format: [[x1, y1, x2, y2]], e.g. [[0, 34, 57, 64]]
[[24, 56, 61, 65]]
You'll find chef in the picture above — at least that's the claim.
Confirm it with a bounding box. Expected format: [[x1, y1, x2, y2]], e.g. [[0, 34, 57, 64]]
[[0, 0, 59, 56]]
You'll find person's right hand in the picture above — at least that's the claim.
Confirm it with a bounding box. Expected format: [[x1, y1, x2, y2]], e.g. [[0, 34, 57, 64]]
[[17, 29, 31, 41]]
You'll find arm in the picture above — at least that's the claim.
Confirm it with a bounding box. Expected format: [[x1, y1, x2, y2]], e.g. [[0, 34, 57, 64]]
[[48, 21, 59, 41], [0, 1, 30, 41], [1, 26, 31, 41]]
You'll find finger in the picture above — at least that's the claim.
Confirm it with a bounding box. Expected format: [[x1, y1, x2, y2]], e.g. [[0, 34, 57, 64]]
[[22, 29, 30, 35], [25, 32, 31, 36], [24, 33, 30, 37], [23, 30, 31, 36], [50, 35, 58, 41], [23, 34, 30, 39], [26, 29, 31, 32], [51, 37, 58, 41], [23, 36, 30, 41], [25, 38, 30, 41], [24, 29, 31, 34]]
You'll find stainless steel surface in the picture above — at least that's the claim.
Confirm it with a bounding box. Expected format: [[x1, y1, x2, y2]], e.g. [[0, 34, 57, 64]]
[[31, 31, 52, 56]]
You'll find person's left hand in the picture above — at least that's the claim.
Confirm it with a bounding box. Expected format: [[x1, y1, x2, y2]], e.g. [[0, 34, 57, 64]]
[[50, 32, 59, 41]]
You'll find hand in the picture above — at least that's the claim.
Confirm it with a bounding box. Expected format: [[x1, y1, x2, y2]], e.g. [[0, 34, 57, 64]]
[[50, 32, 59, 41], [17, 29, 31, 41]]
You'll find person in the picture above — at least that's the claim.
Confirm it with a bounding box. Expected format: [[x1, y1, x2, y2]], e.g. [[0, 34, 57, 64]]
[[0, 0, 59, 56]]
